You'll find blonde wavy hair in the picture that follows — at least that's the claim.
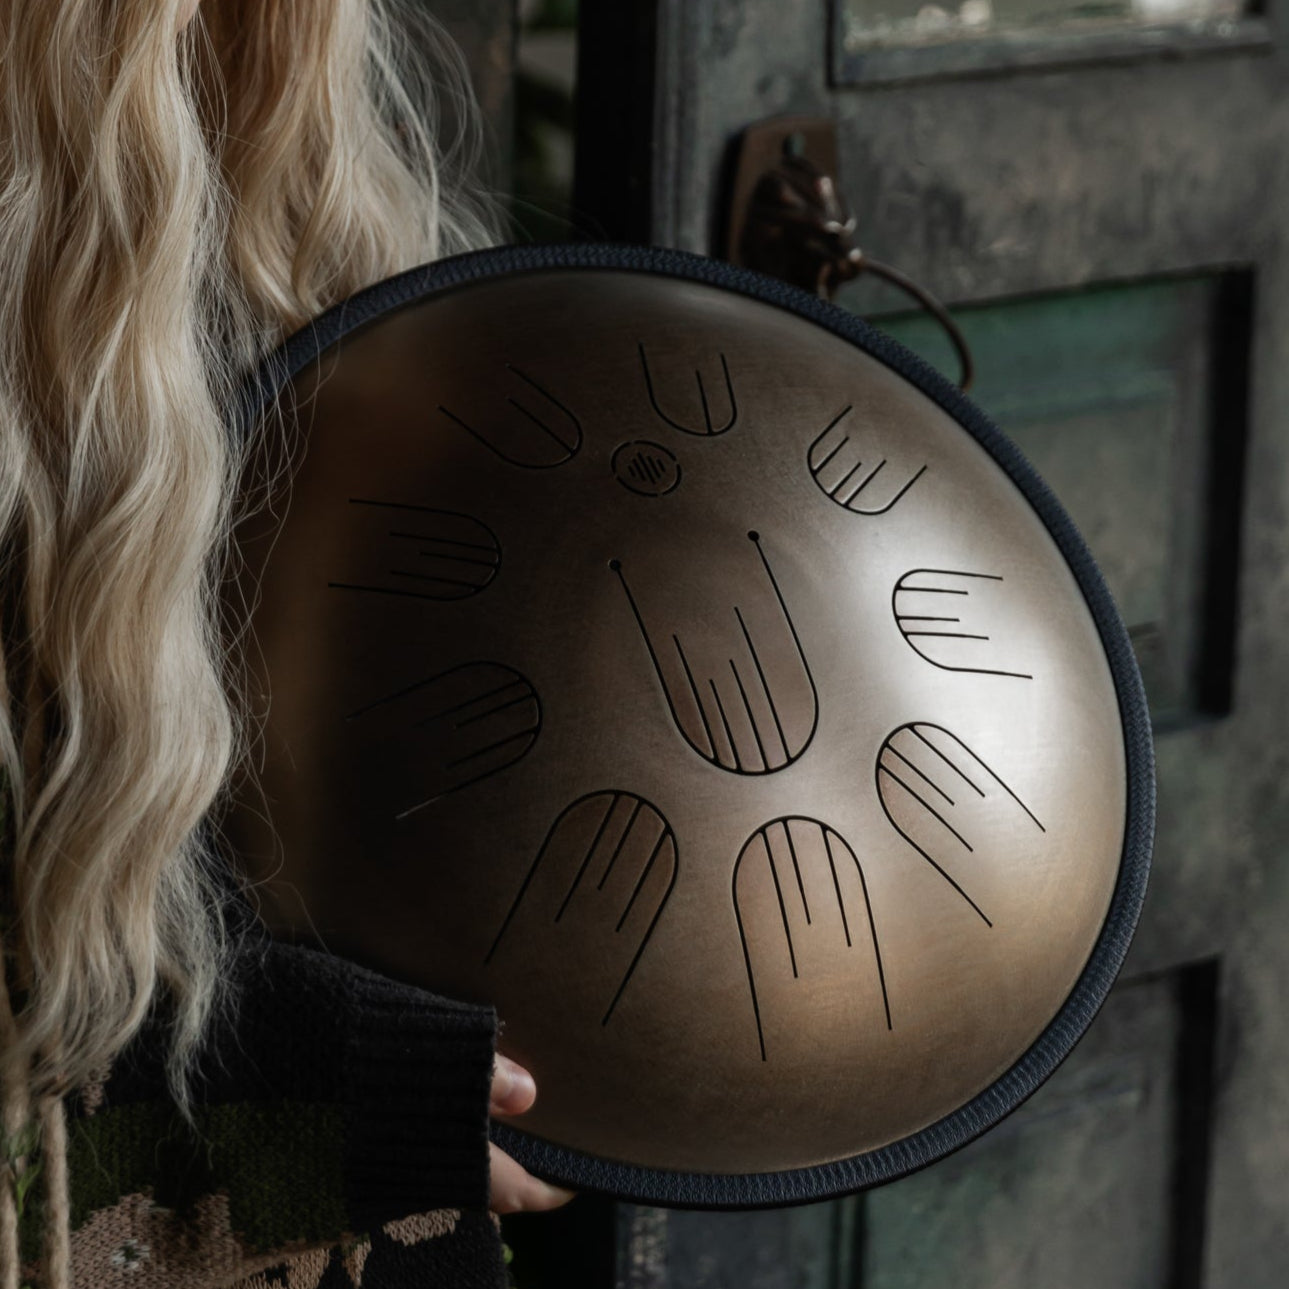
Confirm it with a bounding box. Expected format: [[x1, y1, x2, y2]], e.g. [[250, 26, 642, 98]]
[[0, 0, 495, 1279]]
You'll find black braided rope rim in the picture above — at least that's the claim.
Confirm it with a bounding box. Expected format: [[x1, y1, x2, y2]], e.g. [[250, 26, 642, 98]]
[[240, 243, 1155, 1210]]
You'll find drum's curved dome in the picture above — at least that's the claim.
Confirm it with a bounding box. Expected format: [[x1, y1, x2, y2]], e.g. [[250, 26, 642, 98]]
[[230, 245, 1153, 1207]]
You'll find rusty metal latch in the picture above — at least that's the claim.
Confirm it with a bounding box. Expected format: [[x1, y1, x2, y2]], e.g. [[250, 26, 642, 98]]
[[725, 116, 974, 392]]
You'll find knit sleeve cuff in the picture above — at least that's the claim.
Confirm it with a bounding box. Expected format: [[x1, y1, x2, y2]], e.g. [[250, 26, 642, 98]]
[[339, 968, 498, 1230]]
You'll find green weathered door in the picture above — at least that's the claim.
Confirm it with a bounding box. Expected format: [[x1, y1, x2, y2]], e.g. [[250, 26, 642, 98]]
[[562, 2, 1289, 1285]]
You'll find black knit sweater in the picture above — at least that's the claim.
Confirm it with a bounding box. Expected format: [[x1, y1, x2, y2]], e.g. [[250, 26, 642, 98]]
[[17, 932, 507, 1288]]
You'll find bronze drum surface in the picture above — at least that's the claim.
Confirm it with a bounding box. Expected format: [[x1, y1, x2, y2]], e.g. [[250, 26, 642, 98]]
[[228, 251, 1147, 1198]]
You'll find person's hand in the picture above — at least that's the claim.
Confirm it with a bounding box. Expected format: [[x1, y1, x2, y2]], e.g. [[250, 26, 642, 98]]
[[488, 1054, 575, 1215]]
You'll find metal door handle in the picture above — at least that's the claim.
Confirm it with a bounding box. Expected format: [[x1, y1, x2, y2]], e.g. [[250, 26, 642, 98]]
[[725, 116, 974, 391]]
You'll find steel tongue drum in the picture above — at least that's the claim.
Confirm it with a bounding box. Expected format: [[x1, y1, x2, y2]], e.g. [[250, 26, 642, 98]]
[[229, 244, 1153, 1207]]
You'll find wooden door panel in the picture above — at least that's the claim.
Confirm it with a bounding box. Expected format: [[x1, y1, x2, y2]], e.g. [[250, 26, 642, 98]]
[[832, 4, 1266, 85], [616, 1203, 858, 1289], [831, 63, 1275, 303], [646, 3, 1277, 294], [862, 966, 1212, 1289]]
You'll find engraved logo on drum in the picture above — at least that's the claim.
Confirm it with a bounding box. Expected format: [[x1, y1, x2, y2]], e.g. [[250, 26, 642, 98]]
[[612, 440, 681, 497]]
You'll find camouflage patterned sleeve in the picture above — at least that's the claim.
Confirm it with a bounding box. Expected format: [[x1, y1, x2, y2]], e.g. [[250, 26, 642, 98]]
[[35, 936, 504, 1288]]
